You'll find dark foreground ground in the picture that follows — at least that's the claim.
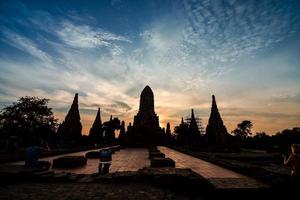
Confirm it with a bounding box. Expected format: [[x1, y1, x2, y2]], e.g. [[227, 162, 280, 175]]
[[0, 167, 296, 200], [1, 182, 182, 200], [1, 182, 292, 200]]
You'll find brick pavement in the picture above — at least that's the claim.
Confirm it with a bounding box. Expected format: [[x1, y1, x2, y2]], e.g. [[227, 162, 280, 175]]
[[12, 148, 150, 174], [159, 146, 267, 189]]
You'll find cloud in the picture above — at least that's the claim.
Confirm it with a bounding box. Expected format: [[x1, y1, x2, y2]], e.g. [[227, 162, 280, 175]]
[[113, 100, 132, 111], [271, 92, 300, 103], [80, 100, 132, 114], [133, 0, 300, 92], [181, 0, 300, 66], [1, 28, 53, 64], [56, 20, 131, 55], [221, 107, 300, 119]]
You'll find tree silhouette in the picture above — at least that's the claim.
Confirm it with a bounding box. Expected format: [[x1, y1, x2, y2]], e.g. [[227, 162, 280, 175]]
[[232, 120, 253, 139], [0, 96, 58, 146]]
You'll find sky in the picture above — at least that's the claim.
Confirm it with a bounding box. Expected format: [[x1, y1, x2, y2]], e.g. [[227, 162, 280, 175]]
[[0, 0, 300, 135]]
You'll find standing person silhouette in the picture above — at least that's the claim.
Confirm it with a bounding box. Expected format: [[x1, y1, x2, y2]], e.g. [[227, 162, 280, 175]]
[[25, 139, 50, 170], [283, 144, 300, 186], [98, 148, 112, 174]]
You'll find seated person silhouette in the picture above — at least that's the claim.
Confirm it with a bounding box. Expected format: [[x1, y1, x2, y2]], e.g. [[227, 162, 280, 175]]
[[25, 139, 50, 170], [283, 144, 300, 186], [98, 148, 112, 174]]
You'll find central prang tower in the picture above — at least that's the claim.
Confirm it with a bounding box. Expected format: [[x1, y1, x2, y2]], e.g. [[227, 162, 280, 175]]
[[131, 85, 163, 146]]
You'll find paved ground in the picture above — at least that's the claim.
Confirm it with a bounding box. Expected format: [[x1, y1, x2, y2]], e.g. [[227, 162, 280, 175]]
[[159, 146, 267, 189], [0, 147, 274, 199], [11, 148, 150, 174], [4, 147, 267, 189]]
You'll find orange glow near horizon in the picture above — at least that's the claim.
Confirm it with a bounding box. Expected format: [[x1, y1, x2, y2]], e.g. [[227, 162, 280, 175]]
[[51, 84, 300, 137], [54, 97, 299, 136]]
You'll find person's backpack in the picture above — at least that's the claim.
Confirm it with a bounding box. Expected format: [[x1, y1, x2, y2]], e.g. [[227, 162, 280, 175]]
[[99, 149, 112, 162]]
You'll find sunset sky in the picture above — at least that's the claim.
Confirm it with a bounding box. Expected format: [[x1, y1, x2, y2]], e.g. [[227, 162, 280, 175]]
[[0, 0, 300, 135]]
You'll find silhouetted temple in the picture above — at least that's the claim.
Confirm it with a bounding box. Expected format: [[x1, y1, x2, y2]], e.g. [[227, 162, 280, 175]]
[[189, 109, 200, 135], [188, 109, 201, 147], [88, 108, 102, 144], [102, 116, 120, 144], [166, 122, 171, 136], [165, 122, 172, 144], [175, 109, 201, 148], [205, 95, 229, 147], [128, 85, 164, 147], [175, 117, 189, 147], [57, 93, 82, 145], [118, 121, 126, 145]]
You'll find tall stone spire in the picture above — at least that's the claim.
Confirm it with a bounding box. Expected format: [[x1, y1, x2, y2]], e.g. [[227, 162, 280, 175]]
[[88, 108, 102, 143], [191, 109, 195, 119], [189, 109, 199, 135], [98, 108, 102, 124], [131, 85, 163, 146], [166, 122, 171, 135], [120, 121, 126, 137], [209, 95, 222, 124], [58, 93, 82, 145], [205, 95, 228, 146], [138, 85, 155, 115], [65, 93, 80, 123], [118, 121, 126, 145], [134, 85, 159, 128]]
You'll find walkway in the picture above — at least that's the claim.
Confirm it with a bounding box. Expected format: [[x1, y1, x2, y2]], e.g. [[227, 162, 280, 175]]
[[10, 148, 150, 174], [159, 146, 267, 189]]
